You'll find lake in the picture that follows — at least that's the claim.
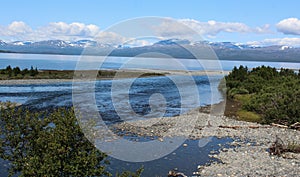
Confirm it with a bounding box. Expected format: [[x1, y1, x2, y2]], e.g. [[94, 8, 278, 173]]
[[0, 53, 299, 71], [0, 53, 299, 176]]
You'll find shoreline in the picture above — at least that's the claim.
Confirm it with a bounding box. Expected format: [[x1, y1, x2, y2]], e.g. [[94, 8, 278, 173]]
[[1, 97, 299, 175], [0, 69, 229, 85], [110, 106, 300, 176]]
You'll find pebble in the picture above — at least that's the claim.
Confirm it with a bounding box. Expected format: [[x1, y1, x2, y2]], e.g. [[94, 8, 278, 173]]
[[221, 148, 228, 152], [158, 137, 164, 142]]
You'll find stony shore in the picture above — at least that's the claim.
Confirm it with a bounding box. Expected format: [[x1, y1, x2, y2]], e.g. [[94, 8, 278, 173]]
[[111, 108, 300, 176]]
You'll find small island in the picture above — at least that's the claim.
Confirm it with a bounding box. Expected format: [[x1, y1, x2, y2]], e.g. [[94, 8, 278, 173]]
[[0, 65, 165, 80], [0, 65, 228, 85]]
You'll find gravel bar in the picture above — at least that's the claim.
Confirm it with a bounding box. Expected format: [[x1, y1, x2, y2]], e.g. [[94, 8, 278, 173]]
[[111, 108, 300, 176]]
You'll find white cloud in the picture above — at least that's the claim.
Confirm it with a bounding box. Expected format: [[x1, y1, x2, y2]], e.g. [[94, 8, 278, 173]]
[[0, 21, 148, 45], [122, 38, 153, 47], [154, 19, 197, 39], [34, 22, 102, 41], [7, 21, 32, 34], [247, 37, 300, 47], [2, 19, 298, 49], [0, 21, 102, 41], [94, 31, 127, 45], [0, 21, 32, 39], [40, 22, 100, 37], [154, 18, 271, 39], [276, 18, 300, 35]]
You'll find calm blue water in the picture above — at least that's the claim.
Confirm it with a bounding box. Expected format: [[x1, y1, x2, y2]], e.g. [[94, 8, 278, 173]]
[[0, 53, 299, 71], [107, 137, 234, 176]]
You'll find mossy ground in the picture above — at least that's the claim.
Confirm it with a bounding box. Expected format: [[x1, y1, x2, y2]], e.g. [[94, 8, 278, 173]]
[[224, 94, 262, 123]]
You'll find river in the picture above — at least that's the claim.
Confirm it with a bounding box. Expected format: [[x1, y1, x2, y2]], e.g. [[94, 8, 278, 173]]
[[0, 53, 299, 176]]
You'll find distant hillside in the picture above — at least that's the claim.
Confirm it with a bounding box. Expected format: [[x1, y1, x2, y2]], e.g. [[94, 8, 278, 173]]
[[0, 39, 300, 62]]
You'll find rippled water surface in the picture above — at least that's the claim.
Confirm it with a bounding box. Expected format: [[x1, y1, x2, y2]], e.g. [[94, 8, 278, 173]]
[[1, 53, 299, 176], [0, 75, 224, 122]]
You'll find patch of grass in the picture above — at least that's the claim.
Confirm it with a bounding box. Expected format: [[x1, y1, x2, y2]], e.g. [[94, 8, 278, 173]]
[[234, 94, 252, 103], [287, 141, 300, 153], [237, 110, 262, 122], [270, 137, 300, 156], [228, 88, 249, 98], [224, 93, 262, 123]]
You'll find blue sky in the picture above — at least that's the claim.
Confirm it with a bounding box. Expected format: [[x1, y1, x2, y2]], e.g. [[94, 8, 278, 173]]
[[1, 0, 300, 46]]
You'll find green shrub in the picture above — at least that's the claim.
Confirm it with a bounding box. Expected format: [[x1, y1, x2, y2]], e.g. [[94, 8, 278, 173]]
[[228, 88, 249, 98], [0, 107, 143, 177], [0, 107, 111, 176], [224, 65, 300, 126]]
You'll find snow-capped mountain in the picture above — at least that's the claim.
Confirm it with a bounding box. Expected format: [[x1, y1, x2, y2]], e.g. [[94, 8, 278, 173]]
[[11, 41, 33, 46], [153, 40, 263, 50], [4, 39, 113, 48], [0, 39, 299, 62], [0, 39, 295, 51], [0, 40, 7, 46], [69, 40, 97, 47], [280, 45, 292, 50], [208, 42, 259, 49], [153, 38, 191, 45], [32, 40, 70, 48]]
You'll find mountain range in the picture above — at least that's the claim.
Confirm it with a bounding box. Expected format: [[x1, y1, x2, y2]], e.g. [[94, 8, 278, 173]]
[[0, 39, 299, 62]]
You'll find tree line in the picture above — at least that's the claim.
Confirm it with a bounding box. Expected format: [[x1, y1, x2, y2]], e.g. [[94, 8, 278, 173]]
[[0, 65, 39, 78]]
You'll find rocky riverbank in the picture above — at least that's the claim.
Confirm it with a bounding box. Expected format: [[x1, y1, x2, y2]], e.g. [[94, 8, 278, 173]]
[[111, 107, 300, 176]]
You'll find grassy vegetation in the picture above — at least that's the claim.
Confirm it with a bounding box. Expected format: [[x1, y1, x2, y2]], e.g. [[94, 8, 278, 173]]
[[287, 141, 300, 153], [269, 137, 300, 156], [236, 110, 262, 122], [232, 94, 261, 122], [225, 65, 300, 126]]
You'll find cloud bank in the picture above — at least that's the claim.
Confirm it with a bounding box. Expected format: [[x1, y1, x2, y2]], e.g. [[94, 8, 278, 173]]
[[0, 21, 32, 37], [0, 19, 272, 41], [153, 19, 271, 40], [276, 18, 300, 35], [1, 18, 300, 47], [0, 21, 101, 41], [247, 37, 300, 47]]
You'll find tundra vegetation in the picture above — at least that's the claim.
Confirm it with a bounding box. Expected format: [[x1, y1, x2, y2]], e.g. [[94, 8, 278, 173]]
[[225, 65, 300, 126]]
